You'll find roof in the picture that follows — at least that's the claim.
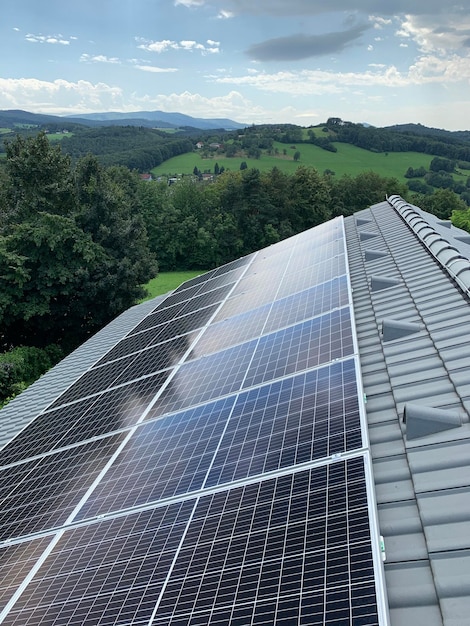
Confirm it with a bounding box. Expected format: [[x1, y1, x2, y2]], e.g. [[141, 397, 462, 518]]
[[0, 196, 468, 624], [344, 196, 470, 626]]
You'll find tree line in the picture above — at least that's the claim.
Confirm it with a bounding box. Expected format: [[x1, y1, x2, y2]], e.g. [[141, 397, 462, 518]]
[[0, 133, 157, 403], [1, 132, 469, 404], [60, 126, 193, 172]]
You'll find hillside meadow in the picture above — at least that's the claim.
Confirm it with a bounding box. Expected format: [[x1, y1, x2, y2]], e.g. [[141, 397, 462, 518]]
[[140, 271, 205, 301], [151, 141, 435, 181]]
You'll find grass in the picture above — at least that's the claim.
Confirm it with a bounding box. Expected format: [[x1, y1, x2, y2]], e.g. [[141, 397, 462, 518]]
[[140, 271, 206, 301], [151, 141, 435, 183], [47, 133, 74, 141]]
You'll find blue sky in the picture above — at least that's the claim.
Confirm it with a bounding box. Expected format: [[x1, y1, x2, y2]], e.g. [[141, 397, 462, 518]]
[[2, 0, 469, 129]]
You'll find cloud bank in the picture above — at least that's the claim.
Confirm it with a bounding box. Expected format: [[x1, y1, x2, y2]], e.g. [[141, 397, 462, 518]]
[[246, 24, 369, 61]]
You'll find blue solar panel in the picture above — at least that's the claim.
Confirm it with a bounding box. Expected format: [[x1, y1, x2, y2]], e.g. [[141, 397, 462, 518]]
[[0, 216, 387, 625]]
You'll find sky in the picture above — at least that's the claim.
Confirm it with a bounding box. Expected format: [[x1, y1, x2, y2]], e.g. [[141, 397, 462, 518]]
[[2, 1, 470, 130]]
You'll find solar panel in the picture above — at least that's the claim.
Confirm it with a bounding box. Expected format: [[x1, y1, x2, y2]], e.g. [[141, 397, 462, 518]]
[[0, 216, 388, 625]]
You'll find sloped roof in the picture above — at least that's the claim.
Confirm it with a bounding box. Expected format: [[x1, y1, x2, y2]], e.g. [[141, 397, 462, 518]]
[[0, 196, 468, 624], [344, 197, 470, 626]]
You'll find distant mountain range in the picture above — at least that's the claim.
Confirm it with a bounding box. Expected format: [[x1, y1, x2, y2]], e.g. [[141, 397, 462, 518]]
[[0, 109, 245, 131]]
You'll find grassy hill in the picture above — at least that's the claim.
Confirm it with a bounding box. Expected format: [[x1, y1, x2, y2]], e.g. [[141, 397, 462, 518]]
[[150, 141, 437, 183]]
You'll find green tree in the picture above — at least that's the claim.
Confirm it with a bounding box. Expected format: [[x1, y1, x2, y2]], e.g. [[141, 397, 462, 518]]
[[414, 188, 467, 219], [0, 135, 157, 350], [4, 131, 76, 223], [288, 167, 331, 229]]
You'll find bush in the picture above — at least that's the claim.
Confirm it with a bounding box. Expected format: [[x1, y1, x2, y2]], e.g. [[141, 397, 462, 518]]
[[0, 344, 63, 404]]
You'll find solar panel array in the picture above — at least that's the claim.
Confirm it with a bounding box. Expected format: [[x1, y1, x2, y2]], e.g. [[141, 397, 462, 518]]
[[0, 218, 388, 625]]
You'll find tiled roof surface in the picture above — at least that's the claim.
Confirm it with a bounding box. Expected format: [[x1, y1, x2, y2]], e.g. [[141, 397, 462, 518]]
[[345, 199, 470, 626]]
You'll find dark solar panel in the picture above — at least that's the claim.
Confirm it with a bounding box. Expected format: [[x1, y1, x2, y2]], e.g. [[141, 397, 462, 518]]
[[151, 459, 378, 625], [95, 303, 220, 366], [0, 216, 387, 624], [205, 359, 362, 487], [0, 435, 124, 542], [4, 500, 195, 626], [0, 537, 53, 612], [202, 276, 350, 355], [47, 367, 171, 415], [75, 397, 236, 520]]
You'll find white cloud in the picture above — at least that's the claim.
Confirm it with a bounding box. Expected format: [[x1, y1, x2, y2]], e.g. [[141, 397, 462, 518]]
[[217, 10, 234, 19], [25, 33, 71, 45], [209, 55, 470, 97], [132, 89, 263, 120], [80, 54, 120, 64], [136, 37, 219, 54], [369, 16, 392, 29], [396, 14, 470, 54], [135, 65, 178, 73], [0, 78, 123, 115]]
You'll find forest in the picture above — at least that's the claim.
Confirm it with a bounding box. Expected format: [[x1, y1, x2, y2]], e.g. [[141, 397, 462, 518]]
[[1, 130, 470, 405]]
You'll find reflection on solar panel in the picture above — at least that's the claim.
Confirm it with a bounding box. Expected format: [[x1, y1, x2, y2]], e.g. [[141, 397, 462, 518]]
[[0, 217, 388, 625]]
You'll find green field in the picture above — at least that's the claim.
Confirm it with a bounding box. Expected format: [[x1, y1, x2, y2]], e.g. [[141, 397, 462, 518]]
[[151, 141, 435, 182], [141, 271, 206, 301]]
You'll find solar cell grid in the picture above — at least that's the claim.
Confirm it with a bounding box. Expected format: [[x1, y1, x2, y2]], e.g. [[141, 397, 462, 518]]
[[4, 500, 195, 626], [229, 265, 288, 297], [242, 307, 354, 389], [47, 368, 171, 429], [285, 239, 345, 274], [111, 333, 192, 386], [132, 277, 236, 338], [263, 275, 350, 334], [0, 396, 100, 466], [191, 307, 271, 359], [205, 360, 362, 488], [49, 352, 141, 406], [212, 282, 280, 319], [174, 283, 239, 320], [0, 372, 174, 465], [0, 435, 124, 542], [276, 254, 346, 299], [204, 277, 350, 355], [75, 397, 236, 520], [222, 258, 347, 321], [190, 266, 247, 295], [172, 268, 217, 292], [158, 281, 208, 308], [96, 303, 221, 366], [128, 299, 193, 335], [0, 215, 386, 624], [150, 459, 378, 625], [0, 537, 52, 613], [211, 254, 254, 277], [147, 339, 257, 418], [146, 308, 353, 419]]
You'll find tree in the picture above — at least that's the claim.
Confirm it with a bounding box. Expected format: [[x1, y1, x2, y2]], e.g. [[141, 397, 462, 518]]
[[293, 151, 301, 162], [0, 135, 157, 350], [4, 132, 76, 223], [240, 161, 248, 170], [430, 157, 456, 173], [288, 167, 331, 229], [415, 188, 467, 219]]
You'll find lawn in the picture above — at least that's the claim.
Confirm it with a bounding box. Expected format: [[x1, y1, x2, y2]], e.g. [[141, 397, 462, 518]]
[[140, 271, 206, 301], [151, 141, 435, 183]]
